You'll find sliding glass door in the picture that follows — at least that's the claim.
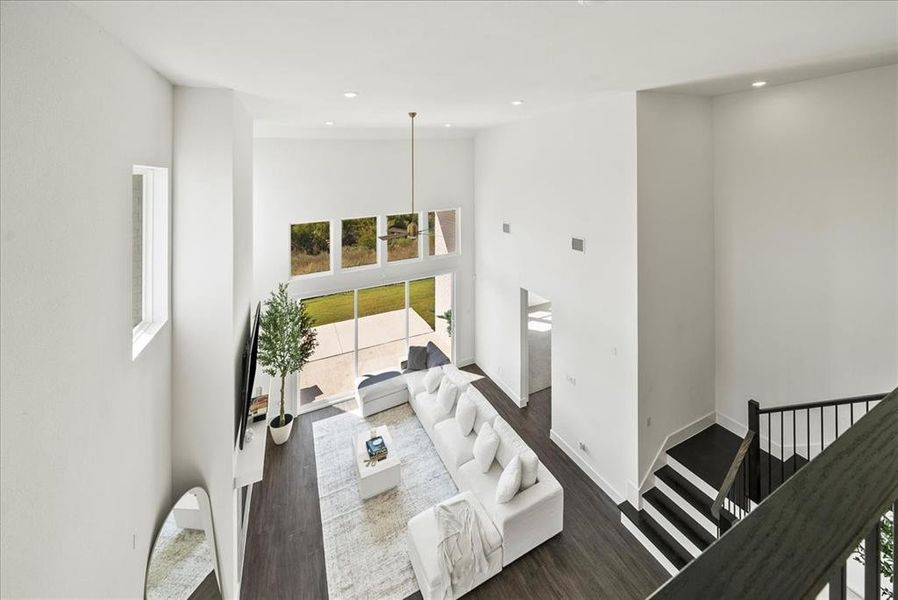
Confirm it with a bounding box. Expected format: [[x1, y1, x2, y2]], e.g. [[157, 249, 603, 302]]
[[297, 272, 454, 411], [357, 282, 408, 376]]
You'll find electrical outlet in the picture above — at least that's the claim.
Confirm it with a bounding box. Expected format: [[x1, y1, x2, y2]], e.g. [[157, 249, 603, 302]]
[[646, 417, 652, 427], [611, 347, 618, 357], [566, 374, 576, 386], [132, 532, 137, 550]]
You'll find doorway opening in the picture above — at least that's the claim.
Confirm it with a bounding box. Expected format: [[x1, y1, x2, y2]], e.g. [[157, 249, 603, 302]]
[[520, 288, 552, 408]]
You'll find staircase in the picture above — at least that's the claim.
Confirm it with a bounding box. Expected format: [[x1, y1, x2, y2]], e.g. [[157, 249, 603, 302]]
[[621, 393, 888, 577]]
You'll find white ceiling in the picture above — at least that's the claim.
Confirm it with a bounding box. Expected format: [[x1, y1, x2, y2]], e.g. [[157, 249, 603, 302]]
[[73, 1, 897, 136]]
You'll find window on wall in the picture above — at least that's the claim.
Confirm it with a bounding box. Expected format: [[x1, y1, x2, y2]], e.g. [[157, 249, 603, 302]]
[[428, 209, 458, 256], [291, 221, 330, 276], [386, 213, 419, 262], [341, 216, 377, 269], [132, 165, 170, 360]]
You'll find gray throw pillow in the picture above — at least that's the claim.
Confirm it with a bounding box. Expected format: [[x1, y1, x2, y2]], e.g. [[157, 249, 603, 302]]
[[408, 346, 428, 370], [426, 341, 451, 368]]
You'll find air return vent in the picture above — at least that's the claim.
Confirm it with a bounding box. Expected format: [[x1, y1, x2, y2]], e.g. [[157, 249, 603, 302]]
[[502, 223, 511, 234], [571, 237, 585, 252]]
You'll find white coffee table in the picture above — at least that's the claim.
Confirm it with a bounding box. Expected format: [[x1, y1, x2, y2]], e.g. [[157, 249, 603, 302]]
[[354, 425, 401, 499]]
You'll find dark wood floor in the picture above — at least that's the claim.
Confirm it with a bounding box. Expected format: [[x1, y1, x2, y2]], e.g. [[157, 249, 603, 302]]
[[240, 365, 668, 599]]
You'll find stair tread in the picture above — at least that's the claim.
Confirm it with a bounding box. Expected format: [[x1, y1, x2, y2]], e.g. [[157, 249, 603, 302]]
[[619, 501, 692, 570], [643, 488, 715, 550], [655, 465, 737, 526]]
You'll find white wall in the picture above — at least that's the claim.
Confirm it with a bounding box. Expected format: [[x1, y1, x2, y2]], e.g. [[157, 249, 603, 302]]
[[253, 138, 475, 366], [713, 65, 898, 429], [0, 2, 173, 596], [474, 95, 639, 501], [636, 92, 715, 484], [172, 88, 253, 599]]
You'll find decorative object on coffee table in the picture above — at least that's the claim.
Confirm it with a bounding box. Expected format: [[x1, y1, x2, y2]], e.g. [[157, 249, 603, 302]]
[[354, 425, 400, 499], [258, 283, 318, 445]]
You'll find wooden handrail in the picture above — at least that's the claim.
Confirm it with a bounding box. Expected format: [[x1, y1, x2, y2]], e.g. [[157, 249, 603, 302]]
[[755, 392, 887, 415], [710, 430, 754, 520], [650, 387, 898, 600]]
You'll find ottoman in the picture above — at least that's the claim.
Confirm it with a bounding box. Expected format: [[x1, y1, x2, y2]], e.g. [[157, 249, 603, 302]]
[[356, 369, 409, 417], [407, 491, 503, 600]]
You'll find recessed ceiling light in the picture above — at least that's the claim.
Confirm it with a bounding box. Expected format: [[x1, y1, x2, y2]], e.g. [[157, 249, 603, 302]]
[[324, 121, 335, 126], [444, 123, 452, 128], [752, 81, 767, 88], [343, 91, 359, 98], [511, 100, 524, 106]]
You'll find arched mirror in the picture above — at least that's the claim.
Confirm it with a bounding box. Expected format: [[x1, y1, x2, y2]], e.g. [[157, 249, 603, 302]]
[[146, 487, 221, 600]]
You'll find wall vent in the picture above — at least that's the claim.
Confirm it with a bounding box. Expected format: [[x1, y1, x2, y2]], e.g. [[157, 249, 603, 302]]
[[571, 237, 585, 252], [502, 223, 511, 234]]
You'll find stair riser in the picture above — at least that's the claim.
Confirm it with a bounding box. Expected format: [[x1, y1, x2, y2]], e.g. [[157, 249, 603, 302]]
[[653, 477, 718, 537], [642, 501, 702, 558], [619, 512, 679, 576], [667, 456, 718, 501]]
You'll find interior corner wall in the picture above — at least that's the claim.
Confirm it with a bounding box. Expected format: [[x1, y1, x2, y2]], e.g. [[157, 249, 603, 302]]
[[713, 65, 898, 429], [252, 137, 475, 369], [635, 92, 715, 484], [0, 2, 173, 597], [473, 94, 639, 501], [172, 87, 252, 599]]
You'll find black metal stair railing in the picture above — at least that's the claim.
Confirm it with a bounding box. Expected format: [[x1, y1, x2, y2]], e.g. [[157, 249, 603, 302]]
[[650, 388, 897, 600], [747, 392, 888, 502]]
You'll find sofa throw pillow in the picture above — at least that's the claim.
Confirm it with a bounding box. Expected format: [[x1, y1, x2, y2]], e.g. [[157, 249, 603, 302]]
[[407, 346, 428, 371], [493, 417, 529, 468], [472, 422, 499, 473], [455, 392, 477, 436], [436, 377, 459, 416], [496, 455, 523, 504], [519, 449, 539, 490], [426, 341, 451, 368], [423, 367, 443, 394]]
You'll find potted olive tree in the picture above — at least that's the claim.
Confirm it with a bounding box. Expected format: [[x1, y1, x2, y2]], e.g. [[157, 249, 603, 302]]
[[257, 283, 318, 445]]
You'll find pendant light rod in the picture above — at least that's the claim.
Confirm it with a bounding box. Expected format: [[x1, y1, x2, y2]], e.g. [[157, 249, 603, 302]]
[[409, 111, 416, 213]]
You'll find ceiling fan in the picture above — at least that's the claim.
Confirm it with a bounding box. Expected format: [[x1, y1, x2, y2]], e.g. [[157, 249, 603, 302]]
[[378, 112, 432, 242]]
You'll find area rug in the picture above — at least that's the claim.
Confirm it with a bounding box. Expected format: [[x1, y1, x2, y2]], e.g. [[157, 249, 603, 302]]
[[313, 403, 459, 600]]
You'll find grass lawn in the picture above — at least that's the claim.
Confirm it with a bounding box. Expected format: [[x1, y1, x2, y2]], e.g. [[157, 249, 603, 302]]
[[302, 278, 436, 329]]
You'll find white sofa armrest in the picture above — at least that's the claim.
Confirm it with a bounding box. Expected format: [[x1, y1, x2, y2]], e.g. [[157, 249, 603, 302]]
[[489, 463, 564, 565]]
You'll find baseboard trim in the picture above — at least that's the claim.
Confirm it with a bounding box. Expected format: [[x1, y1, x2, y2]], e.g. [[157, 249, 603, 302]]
[[456, 356, 475, 368], [476, 363, 527, 408], [639, 411, 716, 494], [550, 428, 623, 504]]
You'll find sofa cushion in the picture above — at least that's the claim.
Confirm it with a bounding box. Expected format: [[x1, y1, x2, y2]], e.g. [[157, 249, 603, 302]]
[[496, 455, 523, 504], [403, 368, 430, 398], [493, 417, 530, 469], [423, 367, 443, 394], [441, 364, 470, 393], [466, 387, 498, 434], [432, 418, 477, 473], [425, 341, 451, 368], [408, 345, 428, 370], [415, 391, 453, 436], [456, 459, 503, 514], [436, 377, 459, 416], [454, 392, 476, 437], [472, 422, 499, 473], [519, 449, 539, 490]]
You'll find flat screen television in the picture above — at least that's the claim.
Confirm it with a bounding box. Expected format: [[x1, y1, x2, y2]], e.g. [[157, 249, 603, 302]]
[[237, 302, 262, 450]]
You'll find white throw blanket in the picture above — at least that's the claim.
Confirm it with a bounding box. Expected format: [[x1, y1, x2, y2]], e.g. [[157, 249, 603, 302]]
[[434, 496, 493, 599]]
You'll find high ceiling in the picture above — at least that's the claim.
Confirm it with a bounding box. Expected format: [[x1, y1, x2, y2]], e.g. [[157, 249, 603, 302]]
[[73, 1, 897, 136]]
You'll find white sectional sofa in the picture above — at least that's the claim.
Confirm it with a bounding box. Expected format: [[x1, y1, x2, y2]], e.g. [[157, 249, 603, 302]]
[[390, 361, 564, 598]]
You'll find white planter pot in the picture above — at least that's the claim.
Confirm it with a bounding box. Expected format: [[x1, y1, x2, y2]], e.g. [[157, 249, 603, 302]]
[[269, 414, 294, 445]]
